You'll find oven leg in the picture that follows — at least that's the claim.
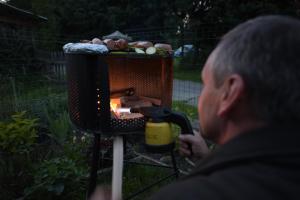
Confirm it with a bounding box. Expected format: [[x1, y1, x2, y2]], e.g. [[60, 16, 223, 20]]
[[112, 135, 124, 200], [87, 133, 101, 199], [170, 150, 179, 179]]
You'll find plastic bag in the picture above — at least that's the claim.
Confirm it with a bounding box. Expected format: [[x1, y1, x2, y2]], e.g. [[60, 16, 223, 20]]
[[63, 43, 109, 54]]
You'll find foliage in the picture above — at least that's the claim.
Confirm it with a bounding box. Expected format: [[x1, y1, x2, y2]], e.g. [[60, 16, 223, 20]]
[[172, 101, 198, 120], [63, 133, 93, 165], [25, 157, 88, 200], [0, 110, 88, 200], [23, 133, 93, 199], [46, 110, 70, 143], [0, 111, 38, 153], [43, 96, 70, 143], [0, 112, 39, 199]]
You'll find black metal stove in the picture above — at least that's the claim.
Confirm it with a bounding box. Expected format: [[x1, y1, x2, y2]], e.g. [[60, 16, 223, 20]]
[[65, 52, 175, 198]]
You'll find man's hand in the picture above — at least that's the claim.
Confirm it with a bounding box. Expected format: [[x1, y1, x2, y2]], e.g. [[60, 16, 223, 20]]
[[179, 130, 210, 158]]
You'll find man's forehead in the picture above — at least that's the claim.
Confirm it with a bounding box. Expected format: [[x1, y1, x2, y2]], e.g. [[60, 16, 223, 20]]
[[202, 49, 217, 75]]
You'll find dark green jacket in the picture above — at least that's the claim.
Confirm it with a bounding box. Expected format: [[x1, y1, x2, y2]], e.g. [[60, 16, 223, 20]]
[[150, 125, 300, 200]]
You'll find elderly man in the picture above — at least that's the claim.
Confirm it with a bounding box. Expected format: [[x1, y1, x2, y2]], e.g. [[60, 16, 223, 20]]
[[150, 15, 300, 200]]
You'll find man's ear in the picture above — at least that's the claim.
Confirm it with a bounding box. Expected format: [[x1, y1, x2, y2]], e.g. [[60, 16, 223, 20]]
[[217, 74, 245, 118]]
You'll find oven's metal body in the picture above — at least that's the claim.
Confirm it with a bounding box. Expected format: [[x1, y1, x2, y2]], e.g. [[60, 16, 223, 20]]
[[66, 53, 173, 133], [65, 53, 175, 198]]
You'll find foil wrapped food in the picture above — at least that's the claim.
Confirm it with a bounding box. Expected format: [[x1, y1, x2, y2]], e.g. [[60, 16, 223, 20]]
[[63, 43, 109, 54]]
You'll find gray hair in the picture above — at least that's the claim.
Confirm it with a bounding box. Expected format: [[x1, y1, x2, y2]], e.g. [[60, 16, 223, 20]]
[[212, 15, 300, 124]]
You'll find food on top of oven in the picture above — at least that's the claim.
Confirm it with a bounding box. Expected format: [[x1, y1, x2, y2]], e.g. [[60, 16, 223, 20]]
[[146, 47, 156, 55], [135, 48, 145, 54], [78, 35, 172, 55], [154, 43, 172, 52], [103, 39, 117, 50], [128, 41, 138, 46], [131, 42, 172, 55], [115, 39, 128, 50], [132, 41, 154, 49], [92, 38, 103, 45], [103, 39, 129, 51]]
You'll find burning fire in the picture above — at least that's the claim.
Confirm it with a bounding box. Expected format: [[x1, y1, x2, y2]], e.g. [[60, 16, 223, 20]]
[[110, 98, 132, 118], [97, 96, 142, 119], [110, 98, 121, 113]]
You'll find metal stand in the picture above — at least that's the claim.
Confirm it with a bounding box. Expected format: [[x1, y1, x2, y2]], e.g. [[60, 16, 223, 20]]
[[87, 133, 101, 199], [171, 150, 179, 179], [112, 136, 124, 200], [124, 149, 179, 200], [86, 133, 179, 200]]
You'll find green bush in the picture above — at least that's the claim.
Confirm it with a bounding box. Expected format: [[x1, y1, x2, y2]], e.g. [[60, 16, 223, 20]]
[[25, 157, 88, 200], [0, 112, 39, 199], [47, 111, 70, 143], [43, 97, 70, 143], [23, 135, 92, 200], [0, 111, 38, 154]]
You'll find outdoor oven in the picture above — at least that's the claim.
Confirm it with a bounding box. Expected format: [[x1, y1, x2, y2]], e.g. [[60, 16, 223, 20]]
[[65, 52, 174, 198], [66, 53, 173, 134]]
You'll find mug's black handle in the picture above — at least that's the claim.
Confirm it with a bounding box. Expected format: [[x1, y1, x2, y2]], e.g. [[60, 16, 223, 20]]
[[165, 110, 194, 156]]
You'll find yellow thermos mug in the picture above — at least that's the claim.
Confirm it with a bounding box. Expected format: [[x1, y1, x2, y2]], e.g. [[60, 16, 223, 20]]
[[131, 107, 194, 153], [145, 119, 174, 152]]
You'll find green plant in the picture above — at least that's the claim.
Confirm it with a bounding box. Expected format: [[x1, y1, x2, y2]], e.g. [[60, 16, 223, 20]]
[[0, 111, 38, 154], [25, 157, 88, 200], [48, 111, 70, 143], [43, 97, 70, 143], [0, 111, 39, 199], [172, 101, 198, 120], [63, 133, 93, 166]]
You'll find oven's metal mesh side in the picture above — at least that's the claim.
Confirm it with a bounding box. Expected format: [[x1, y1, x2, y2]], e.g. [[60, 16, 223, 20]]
[[110, 117, 146, 132], [107, 56, 173, 107]]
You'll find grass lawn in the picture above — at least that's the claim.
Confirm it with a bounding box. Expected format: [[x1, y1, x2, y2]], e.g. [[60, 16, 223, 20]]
[[173, 57, 202, 83]]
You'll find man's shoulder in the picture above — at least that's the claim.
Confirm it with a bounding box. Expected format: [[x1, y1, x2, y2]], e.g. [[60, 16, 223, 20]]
[[149, 167, 250, 200], [150, 160, 300, 200], [149, 126, 300, 200], [149, 175, 216, 200]]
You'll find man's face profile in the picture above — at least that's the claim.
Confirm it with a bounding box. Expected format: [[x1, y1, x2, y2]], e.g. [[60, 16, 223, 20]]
[[198, 50, 223, 142]]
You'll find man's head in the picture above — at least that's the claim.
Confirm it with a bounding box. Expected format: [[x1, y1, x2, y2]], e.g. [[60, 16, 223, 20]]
[[199, 15, 300, 143]]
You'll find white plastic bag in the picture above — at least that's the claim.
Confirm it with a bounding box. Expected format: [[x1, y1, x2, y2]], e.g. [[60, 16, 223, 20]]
[[63, 43, 109, 54]]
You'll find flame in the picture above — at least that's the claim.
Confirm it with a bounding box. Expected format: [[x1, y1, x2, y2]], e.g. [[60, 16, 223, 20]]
[[110, 98, 121, 112]]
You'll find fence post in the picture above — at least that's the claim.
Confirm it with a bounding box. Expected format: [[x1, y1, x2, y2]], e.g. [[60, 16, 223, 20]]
[[9, 76, 18, 112]]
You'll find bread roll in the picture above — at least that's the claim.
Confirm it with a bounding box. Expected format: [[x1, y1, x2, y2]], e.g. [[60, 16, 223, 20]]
[[128, 41, 138, 46], [92, 38, 103, 45], [154, 43, 172, 52], [135, 41, 154, 49]]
